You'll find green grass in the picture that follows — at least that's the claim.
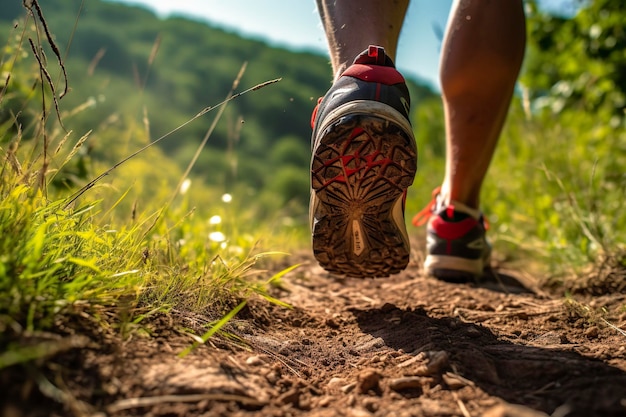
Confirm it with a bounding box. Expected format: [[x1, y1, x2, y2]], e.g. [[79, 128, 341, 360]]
[[0, 17, 300, 367], [485, 100, 625, 283]]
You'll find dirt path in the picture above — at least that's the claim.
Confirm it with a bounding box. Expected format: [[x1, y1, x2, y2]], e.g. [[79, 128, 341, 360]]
[[3, 251, 626, 417]]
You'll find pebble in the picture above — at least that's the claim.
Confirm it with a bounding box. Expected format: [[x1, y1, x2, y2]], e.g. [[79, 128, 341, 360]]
[[277, 388, 300, 406], [341, 382, 357, 394], [299, 397, 312, 411], [347, 407, 373, 417], [357, 369, 381, 394], [362, 398, 379, 413], [357, 357, 369, 366], [317, 396, 332, 407], [397, 354, 423, 368], [388, 376, 423, 391], [325, 317, 340, 328], [585, 326, 599, 338], [381, 302, 397, 312], [533, 331, 565, 345], [465, 327, 483, 338], [245, 355, 265, 366], [416, 351, 449, 376], [442, 373, 469, 390], [327, 377, 348, 390], [265, 370, 279, 384]]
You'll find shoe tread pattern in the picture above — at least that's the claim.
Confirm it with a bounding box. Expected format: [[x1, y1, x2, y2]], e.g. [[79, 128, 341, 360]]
[[311, 114, 417, 278]]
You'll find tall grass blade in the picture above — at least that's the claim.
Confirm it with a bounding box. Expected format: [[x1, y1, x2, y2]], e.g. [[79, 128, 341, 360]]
[[178, 300, 248, 358], [63, 77, 281, 208]]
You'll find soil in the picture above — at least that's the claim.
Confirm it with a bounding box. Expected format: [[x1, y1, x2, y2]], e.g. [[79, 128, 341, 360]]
[[2, 246, 626, 417]]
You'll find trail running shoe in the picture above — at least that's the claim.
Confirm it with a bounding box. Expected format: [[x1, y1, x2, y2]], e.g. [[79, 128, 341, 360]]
[[310, 45, 417, 278], [413, 189, 491, 282]]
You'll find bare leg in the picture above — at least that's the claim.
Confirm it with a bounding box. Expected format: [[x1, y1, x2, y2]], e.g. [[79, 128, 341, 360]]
[[439, 0, 526, 209], [316, 0, 410, 79]]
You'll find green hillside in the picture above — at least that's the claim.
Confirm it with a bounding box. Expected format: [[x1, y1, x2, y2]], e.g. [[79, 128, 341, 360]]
[[0, 0, 436, 216]]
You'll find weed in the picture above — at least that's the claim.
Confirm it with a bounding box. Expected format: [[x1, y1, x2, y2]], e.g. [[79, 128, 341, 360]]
[[0, 2, 295, 370]]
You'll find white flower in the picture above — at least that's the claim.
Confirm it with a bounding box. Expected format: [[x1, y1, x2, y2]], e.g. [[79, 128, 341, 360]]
[[179, 178, 192, 195], [208, 231, 226, 242], [208, 215, 222, 225], [221, 193, 232, 203]]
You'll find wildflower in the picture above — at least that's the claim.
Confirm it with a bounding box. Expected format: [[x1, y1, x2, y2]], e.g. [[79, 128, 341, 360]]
[[208, 231, 226, 243], [180, 178, 191, 195]]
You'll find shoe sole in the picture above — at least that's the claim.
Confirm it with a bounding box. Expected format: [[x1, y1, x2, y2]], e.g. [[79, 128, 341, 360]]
[[424, 253, 491, 283], [424, 255, 484, 283], [311, 101, 417, 278]]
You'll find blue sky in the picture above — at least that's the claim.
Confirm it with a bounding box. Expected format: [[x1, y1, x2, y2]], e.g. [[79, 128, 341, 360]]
[[109, 0, 575, 89]]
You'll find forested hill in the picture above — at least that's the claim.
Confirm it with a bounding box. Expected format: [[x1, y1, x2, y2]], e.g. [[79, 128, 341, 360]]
[[1, 0, 437, 211]]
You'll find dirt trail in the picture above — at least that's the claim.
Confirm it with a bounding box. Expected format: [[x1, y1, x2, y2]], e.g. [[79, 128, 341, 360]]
[[3, 250, 626, 417]]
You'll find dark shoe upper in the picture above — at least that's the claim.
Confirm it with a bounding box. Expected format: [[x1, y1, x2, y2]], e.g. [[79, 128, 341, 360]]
[[425, 205, 490, 262], [413, 188, 492, 281], [311, 45, 412, 135]]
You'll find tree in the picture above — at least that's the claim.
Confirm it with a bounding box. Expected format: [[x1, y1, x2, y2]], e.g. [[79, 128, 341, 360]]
[[522, 0, 626, 125]]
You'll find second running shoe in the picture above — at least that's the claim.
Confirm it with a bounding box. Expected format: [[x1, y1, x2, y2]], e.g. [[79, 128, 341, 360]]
[[413, 189, 492, 282], [310, 46, 418, 278]]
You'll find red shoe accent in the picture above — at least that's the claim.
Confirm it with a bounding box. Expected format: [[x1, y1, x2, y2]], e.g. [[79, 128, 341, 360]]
[[430, 216, 479, 240], [342, 65, 405, 85], [368, 45, 386, 65], [446, 205, 456, 219], [412, 187, 441, 226], [315, 127, 398, 190], [311, 97, 323, 129], [412, 186, 489, 231]]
